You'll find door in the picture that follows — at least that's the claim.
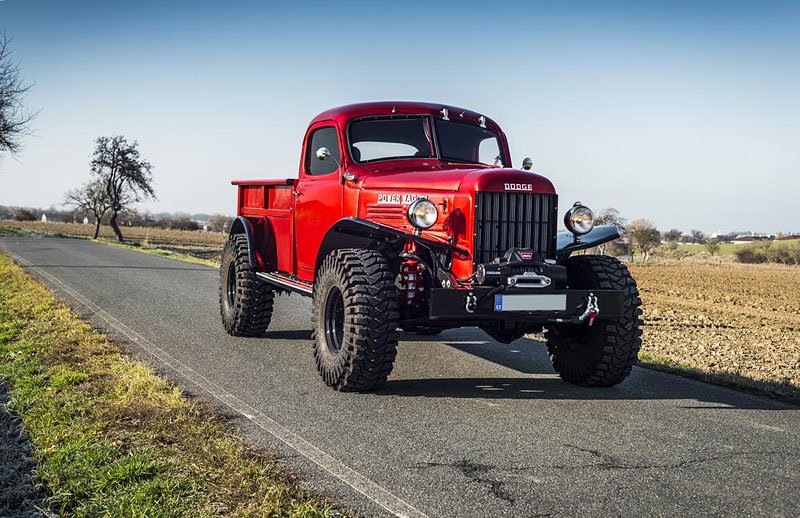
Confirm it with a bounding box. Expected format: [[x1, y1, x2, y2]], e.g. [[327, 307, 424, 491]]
[[294, 124, 344, 280]]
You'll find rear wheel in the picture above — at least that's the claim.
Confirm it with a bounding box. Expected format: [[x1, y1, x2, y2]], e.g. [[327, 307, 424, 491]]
[[312, 249, 399, 391], [545, 255, 642, 386], [219, 234, 274, 336]]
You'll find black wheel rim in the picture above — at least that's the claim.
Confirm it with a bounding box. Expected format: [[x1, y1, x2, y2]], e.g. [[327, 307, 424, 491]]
[[226, 262, 237, 308], [324, 287, 345, 354]]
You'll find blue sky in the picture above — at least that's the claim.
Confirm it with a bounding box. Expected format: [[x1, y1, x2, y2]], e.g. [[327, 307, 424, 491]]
[[0, 0, 798, 233]]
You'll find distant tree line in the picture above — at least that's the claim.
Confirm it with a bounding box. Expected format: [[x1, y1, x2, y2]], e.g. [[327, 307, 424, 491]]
[[660, 228, 744, 245], [586, 208, 799, 264]]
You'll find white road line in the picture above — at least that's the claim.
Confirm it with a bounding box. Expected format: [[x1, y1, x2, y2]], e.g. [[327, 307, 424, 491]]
[[0, 243, 429, 518]]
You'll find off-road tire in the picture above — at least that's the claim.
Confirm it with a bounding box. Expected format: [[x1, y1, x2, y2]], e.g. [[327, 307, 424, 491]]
[[220, 234, 274, 336], [545, 255, 642, 387], [312, 249, 399, 391]]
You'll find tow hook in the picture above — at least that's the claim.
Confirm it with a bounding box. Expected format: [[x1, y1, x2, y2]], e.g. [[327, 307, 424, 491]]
[[577, 292, 599, 326], [465, 292, 477, 314]]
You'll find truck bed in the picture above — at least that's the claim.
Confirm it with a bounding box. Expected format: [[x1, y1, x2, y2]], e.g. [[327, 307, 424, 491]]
[[233, 179, 297, 274]]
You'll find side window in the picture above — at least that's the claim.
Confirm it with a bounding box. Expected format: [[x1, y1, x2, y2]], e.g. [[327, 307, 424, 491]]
[[307, 127, 340, 176]]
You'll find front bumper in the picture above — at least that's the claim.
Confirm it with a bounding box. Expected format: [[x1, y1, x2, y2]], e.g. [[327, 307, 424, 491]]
[[428, 287, 624, 322]]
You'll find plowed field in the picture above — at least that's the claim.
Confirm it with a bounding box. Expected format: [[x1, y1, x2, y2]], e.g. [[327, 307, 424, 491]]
[[630, 262, 800, 401]]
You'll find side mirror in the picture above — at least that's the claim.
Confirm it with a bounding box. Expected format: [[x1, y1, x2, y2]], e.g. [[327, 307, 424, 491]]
[[316, 147, 332, 161], [521, 157, 533, 171]]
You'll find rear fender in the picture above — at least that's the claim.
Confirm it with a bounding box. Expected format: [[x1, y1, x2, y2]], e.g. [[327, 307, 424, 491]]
[[229, 216, 261, 270], [556, 225, 620, 262]]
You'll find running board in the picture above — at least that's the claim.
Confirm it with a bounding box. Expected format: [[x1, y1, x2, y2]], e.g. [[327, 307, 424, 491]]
[[256, 272, 313, 296]]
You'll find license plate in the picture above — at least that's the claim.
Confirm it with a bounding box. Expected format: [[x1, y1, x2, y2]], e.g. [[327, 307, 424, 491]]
[[494, 294, 567, 312]]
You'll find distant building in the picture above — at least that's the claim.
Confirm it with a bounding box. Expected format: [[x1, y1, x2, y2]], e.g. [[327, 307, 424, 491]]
[[732, 232, 773, 244]]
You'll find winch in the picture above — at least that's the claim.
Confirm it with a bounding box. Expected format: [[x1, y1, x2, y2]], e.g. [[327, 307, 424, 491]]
[[474, 248, 568, 288]]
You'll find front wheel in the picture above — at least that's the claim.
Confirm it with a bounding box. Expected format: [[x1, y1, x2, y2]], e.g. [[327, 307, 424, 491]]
[[545, 255, 642, 387], [312, 249, 399, 391]]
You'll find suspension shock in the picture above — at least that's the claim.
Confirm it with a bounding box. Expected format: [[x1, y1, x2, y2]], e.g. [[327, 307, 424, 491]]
[[399, 260, 421, 305], [397, 240, 426, 306]]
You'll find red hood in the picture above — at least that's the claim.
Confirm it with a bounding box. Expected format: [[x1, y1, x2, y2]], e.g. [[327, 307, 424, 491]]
[[357, 163, 556, 194]]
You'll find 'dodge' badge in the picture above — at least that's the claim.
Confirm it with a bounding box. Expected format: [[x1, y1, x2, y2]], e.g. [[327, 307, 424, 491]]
[[504, 183, 533, 191]]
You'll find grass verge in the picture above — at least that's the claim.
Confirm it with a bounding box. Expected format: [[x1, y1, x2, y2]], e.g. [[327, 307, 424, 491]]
[[0, 252, 339, 516], [102, 240, 221, 268], [637, 351, 799, 405]]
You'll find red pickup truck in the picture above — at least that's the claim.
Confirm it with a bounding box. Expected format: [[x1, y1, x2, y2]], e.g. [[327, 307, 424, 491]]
[[221, 102, 641, 391]]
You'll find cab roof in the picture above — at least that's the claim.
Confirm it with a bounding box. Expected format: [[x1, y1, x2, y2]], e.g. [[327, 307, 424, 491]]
[[309, 101, 503, 133]]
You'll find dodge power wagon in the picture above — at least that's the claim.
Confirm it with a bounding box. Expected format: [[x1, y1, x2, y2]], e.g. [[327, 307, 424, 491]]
[[220, 102, 642, 391]]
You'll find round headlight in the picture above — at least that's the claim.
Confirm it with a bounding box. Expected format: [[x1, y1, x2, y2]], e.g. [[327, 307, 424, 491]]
[[564, 203, 594, 235], [407, 198, 438, 229]]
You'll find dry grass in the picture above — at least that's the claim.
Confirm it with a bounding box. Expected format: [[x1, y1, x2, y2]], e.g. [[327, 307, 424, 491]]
[[2, 220, 228, 246], [631, 262, 800, 402], [0, 253, 340, 516]]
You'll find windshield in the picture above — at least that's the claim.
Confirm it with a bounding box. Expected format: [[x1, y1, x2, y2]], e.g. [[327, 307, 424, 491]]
[[435, 119, 504, 166], [349, 117, 435, 163], [348, 116, 505, 166]]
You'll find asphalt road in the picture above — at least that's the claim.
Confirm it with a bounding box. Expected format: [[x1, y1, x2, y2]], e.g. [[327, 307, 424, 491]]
[[1, 237, 798, 517]]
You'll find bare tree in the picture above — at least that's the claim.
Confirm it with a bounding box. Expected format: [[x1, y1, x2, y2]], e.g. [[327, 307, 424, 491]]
[[90, 135, 155, 242], [594, 208, 626, 255], [594, 208, 626, 229], [628, 218, 661, 262], [0, 32, 35, 160], [64, 179, 111, 239]]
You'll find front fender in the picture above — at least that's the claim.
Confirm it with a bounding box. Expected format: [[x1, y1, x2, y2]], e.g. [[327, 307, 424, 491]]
[[556, 225, 620, 261], [315, 217, 465, 277]]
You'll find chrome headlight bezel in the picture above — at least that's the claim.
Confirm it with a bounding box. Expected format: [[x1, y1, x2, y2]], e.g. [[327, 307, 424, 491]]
[[564, 203, 594, 235], [407, 198, 438, 229]]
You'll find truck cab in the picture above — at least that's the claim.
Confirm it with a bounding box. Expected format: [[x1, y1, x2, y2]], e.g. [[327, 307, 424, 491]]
[[221, 102, 642, 392]]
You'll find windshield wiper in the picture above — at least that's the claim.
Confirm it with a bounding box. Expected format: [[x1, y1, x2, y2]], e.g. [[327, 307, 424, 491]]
[[441, 158, 485, 165]]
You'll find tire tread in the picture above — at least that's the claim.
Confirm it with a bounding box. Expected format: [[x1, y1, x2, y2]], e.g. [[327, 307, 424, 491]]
[[312, 249, 399, 391]]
